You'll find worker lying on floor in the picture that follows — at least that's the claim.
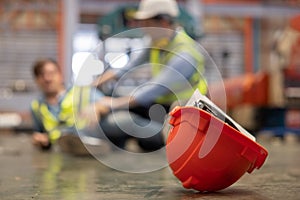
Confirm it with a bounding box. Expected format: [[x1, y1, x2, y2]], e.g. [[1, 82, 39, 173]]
[[30, 58, 164, 152]]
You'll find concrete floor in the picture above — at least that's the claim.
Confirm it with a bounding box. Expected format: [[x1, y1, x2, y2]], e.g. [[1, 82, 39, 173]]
[[0, 132, 299, 200]]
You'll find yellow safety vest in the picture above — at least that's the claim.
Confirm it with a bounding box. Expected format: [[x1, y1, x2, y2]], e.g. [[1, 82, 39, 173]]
[[150, 29, 207, 104], [31, 86, 91, 143]]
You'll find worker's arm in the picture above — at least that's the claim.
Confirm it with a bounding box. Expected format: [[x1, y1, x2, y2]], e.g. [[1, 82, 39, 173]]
[[93, 70, 117, 86], [91, 54, 196, 111], [92, 49, 202, 110], [94, 48, 149, 86], [96, 96, 137, 111], [78, 87, 109, 124], [132, 52, 198, 106], [96, 53, 199, 110]]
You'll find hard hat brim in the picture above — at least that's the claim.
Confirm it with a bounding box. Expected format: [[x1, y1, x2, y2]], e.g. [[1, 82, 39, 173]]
[[133, 11, 156, 20]]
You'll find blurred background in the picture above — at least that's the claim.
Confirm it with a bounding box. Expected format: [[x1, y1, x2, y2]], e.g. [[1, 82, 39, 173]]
[[0, 0, 299, 138]]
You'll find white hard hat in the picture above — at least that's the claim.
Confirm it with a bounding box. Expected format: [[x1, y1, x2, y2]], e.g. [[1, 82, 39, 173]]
[[134, 0, 179, 20]]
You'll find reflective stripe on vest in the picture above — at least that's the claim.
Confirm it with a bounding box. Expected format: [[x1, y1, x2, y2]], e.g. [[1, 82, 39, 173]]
[[31, 86, 91, 143], [150, 30, 207, 104]]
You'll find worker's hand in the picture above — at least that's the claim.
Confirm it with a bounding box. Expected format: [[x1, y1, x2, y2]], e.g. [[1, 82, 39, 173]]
[[99, 96, 136, 110], [92, 70, 116, 87], [32, 132, 50, 149], [78, 105, 100, 127]]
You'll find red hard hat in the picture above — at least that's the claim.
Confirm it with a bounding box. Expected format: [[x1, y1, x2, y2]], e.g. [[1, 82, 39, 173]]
[[166, 106, 268, 192]]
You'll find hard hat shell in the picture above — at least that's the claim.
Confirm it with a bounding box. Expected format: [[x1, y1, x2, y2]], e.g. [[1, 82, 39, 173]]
[[134, 0, 179, 20], [166, 106, 268, 192]]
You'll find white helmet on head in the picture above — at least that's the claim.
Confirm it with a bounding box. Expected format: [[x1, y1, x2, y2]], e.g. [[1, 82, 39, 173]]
[[134, 0, 179, 20]]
